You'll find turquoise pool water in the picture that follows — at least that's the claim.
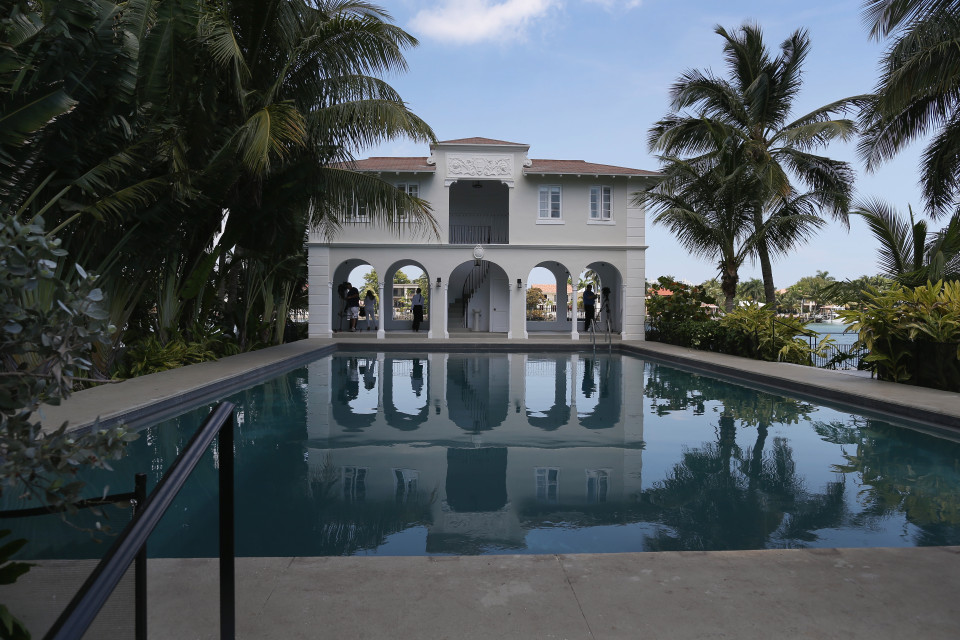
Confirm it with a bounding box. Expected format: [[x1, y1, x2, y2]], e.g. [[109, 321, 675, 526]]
[[8, 351, 960, 558]]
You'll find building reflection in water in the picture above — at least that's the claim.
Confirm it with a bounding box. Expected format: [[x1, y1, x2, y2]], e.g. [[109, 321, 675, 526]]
[[308, 352, 645, 553]]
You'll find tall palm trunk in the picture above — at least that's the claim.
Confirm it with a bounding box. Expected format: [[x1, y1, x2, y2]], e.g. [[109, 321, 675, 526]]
[[752, 204, 777, 305]]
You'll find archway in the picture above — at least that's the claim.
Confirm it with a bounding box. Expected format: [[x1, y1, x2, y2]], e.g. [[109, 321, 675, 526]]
[[383, 260, 431, 332], [525, 261, 572, 333], [447, 260, 511, 333], [576, 262, 624, 334], [331, 259, 372, 333]]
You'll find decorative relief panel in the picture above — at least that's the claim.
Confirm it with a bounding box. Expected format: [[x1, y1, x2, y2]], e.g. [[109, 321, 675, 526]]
[[446, 154, 513, 179]]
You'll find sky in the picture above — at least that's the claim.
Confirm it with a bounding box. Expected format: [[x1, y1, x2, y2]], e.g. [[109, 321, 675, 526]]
[[361, 0, 929, 289]]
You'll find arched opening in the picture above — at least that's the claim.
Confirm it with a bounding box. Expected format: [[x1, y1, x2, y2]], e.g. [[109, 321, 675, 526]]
[[576, 262, 623, 334], [525, 355, 571, 430], [383, 261, 431, 332], [383, 356, 429, 430], [525, 261, 572, 333], [331, 259, 373, 333], [446, 260, 511, 333]]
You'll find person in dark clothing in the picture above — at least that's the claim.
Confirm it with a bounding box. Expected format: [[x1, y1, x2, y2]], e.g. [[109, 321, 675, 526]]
[[411, 288, 424, 332], [582, 284, 596, 332], [345, 285, 360, 332]]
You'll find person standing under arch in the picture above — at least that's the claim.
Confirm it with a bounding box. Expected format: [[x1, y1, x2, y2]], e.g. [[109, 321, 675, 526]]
[[364, 290, 378, 331], [582, 284, 596, 332], [411, 288, 424, 332]]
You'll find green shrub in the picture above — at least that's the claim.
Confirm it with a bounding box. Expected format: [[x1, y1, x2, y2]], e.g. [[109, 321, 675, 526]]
[[719, 303, 828, 365], [839, 281, 960, 391], [120, 334, 219, 377]]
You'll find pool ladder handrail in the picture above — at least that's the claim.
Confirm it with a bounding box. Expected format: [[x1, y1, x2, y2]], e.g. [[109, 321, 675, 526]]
[[44, 401, 238, 640]]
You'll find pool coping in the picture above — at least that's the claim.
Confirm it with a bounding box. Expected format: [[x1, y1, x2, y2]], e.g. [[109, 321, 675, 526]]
[[40, 336, 960, 434]]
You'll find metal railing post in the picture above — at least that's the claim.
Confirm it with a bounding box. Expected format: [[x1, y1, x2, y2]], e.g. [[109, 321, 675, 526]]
[[219, 413, 236, 639], [134, 473, 147, 640]]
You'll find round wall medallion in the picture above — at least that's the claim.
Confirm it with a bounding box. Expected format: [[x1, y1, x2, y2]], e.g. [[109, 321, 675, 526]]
[[473, 245, 484, 260]]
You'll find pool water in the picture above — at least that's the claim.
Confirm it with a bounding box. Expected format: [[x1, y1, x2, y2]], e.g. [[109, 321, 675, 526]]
[[8, 352, 960, 559]]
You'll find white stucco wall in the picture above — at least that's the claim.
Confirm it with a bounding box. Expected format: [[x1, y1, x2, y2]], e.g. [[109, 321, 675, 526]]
[[307, 140, 654, 339]]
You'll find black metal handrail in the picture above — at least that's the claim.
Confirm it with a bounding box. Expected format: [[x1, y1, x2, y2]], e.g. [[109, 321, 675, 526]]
[[44, 401, 237, 640]]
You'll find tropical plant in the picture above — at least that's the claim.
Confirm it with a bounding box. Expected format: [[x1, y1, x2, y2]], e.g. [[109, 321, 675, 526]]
[[2, 0, 437, 378], [839, 280, 960, 389], [637, 145, 825, 312], [649, 23, 861, 305], [719, 302, 829, 365], [859, 0, 960, 216], [852, 199, 960, 286]]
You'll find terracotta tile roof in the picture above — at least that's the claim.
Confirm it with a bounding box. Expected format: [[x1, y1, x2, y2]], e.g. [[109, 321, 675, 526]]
[[337, 157, 435, 172], [528, 283, 573, 295], [436, 137, 527, 146], [526, 159, 659, 177]]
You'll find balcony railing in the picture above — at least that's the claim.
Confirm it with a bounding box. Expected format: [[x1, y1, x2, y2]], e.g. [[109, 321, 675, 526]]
[[449, 213, 508, 244]]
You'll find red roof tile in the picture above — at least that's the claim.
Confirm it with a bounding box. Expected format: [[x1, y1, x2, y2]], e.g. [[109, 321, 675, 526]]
[[526, 159, 659, 177], [338, 157, 435, 172], [436, 137, 527, 146]]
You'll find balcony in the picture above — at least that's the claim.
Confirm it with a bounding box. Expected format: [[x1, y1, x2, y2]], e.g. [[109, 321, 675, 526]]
[[449, 212, 509, 245]]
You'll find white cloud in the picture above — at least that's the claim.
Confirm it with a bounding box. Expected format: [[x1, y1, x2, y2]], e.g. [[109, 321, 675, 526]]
[[585, 0, 642, 9], [412, 1, 644, 45], [412, 0, 560, 44]]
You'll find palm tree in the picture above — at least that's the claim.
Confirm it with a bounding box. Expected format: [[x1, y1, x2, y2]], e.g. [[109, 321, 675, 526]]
[[649, 23, 861, 305], [852, 198, 960, 285], [636, 145, 825, 312], [859, 1, 960, 216]]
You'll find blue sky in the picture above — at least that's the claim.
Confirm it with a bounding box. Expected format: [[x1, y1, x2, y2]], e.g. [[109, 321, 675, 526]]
[[363, 0, 927, 288]]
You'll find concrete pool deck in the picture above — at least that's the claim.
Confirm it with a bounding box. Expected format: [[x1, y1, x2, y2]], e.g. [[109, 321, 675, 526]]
[[16, 336, 960, 638]]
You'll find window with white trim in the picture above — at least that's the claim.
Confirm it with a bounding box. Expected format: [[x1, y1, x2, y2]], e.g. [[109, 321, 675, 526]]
[[344, 193, 369, 222], [585, 469, 610, 503], [535, 467, 560, 503], [590, 186, 612, 220], [396, 182, 419, 221], [341, 466, 367, 502], [538, 185, 562, 220]]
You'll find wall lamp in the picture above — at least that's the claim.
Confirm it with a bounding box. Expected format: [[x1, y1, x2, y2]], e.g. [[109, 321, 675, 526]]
[[517, 278, 523, 290], [436, 276, 442, 288]]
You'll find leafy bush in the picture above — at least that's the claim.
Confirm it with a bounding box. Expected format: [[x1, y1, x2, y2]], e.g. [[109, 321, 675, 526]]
[[120, 335, 219, 377], [649, 296, 829, 365], [839, 281, 960, 391], [2, 215, 137, 635], [719, 303, 829, 365], [646, 276, 716, 324]]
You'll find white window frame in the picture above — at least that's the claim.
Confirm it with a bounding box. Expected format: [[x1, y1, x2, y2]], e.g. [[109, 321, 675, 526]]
[[535, 467, 560, 503], [396, 182, 419, 222], [341, 466, 368, 502], [585, 469, 611, 503], [589, 185, 613, 224], [537, 185, 563, 224], [347, 194, 369, 223]]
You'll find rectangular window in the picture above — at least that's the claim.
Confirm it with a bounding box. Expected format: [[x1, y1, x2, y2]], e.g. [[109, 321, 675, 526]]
[[341, 466, 367, 502], [586, 469, 610, 503], [396, 182, 419, 221], [535, 467, 560, 503], [393, 468, 420, 503], [347, 194, 369, 222], [590, 186, 612, 220], [538, 185, 562, 219]]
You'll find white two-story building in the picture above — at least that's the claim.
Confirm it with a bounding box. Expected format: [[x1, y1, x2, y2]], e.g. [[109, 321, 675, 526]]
[[307, 137, 658, 340]]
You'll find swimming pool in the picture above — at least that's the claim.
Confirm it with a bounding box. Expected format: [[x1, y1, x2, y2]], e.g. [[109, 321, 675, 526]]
[[8, 351, 960, 558]]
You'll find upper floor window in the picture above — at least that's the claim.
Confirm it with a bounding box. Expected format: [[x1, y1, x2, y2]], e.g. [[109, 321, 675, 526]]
[[538, 185, 562, 222], [590, 186, 612, 221], [347, 194, 369, 222], [396, 182, 419, 221]]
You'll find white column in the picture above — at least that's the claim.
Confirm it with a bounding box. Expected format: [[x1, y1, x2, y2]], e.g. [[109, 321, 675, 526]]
[[308, 245, 331, 338], [377, 281, 386, 339]]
